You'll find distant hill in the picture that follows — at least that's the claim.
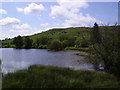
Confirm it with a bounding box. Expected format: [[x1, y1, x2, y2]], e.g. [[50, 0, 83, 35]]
[[1, 26, 119, 49]]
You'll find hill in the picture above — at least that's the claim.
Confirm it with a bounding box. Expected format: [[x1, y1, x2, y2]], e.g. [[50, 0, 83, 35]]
[[2, 26, 120, 50], [2, 27, 92, 49]]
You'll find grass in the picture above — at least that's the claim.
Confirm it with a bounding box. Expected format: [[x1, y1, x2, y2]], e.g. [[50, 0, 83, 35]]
[[65, 47, 89, 52], [75, 52, 89, 57], [2, 65, 120, 88]]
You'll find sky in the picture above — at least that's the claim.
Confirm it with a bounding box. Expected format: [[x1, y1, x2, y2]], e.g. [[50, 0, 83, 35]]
[[0, 0, 119, 39]]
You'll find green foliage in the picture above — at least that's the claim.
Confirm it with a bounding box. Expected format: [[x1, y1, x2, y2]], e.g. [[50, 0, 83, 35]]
[[90, 23, 101, 44], [24, 37, 32, 49], [2, 27, 92, 49], [75, 37, 89, 48], [10, 45, 15, 48], [89, 24, 120, 78], [38, 35, 51, 45], [38, 45, 47, 49], [13, 35, 23, 49], [59, 34, 69, 41], [62, 40, 69, 48], [48, 40, 63, 51], [2, 65, 120, 88], [28, 27, 91, 49], [58, 34, 76, 47]]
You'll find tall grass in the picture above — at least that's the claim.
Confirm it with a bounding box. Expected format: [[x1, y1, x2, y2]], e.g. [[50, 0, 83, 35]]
[[2, 65, 120, 88]]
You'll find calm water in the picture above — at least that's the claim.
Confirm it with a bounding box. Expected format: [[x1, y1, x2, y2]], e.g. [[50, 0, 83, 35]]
[[0, 48, 93, 74]]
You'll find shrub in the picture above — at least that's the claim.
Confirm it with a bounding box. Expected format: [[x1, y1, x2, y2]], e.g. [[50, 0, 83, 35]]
[[48, 40, 63, 51]]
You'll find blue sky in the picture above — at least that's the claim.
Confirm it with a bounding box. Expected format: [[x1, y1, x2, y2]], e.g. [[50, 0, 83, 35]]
[[0, 1, 118, 39]]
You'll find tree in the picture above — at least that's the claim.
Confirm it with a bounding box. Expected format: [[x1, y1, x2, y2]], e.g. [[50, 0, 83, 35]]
[[89, 24, 120, 78], [48, 40, 63, 51], [35, 38, 40, 48], [88, 23, 102, 70], [59, 34, 76, 47], [75, 37, 89, 48], [39, 35, 50, 45], [91, 22, 101, 44], [13, 35, 23, 49], [24, 37, 32, 49], [62, 40, 69, 48], [35, 35, 51, 49]]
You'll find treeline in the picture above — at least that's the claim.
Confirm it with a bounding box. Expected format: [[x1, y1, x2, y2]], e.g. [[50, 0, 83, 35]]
[[9, 35, 86, 50], [12, 36, 32, 49], [2, 27, 91, 50]]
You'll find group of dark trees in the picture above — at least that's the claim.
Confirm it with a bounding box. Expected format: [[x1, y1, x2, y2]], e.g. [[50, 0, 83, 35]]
[[12, 33, 86, 51], [48, 40, 63, 51], [90, 23, 120, 78], [13, 36, 32, 49], [48, 35, 77, 51]]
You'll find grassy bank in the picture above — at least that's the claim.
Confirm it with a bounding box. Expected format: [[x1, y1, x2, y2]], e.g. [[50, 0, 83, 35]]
[[65, 47, 89, 52], [3, 65, 120, 88]]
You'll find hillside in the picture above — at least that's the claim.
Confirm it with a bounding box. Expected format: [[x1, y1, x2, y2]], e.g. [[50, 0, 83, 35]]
[[2, 26, 92, 49], [2, 26, 119, 50]]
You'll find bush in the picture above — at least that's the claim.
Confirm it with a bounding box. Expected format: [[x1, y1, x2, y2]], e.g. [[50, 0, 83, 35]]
[[75, 38, 89, 48], [62, 40, 69, 48], [48, 40, 63, 51], [38, 45, 48, 49]]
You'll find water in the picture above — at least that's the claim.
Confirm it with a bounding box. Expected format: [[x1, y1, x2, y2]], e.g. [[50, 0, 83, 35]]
[[0, 48, 94, 74]]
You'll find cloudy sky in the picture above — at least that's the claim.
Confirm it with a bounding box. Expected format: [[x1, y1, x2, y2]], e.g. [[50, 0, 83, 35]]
[[0, 0, 118, 39]]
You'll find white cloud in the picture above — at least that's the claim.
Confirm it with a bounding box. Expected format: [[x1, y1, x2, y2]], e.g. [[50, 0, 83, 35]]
[[0, 17, 20, 26], [16, 8, 23, 12], [63, 14, 97, 27], [40, 22, 49, 27], [21, 24, 31, 29], [9, 29, 15, 32], [56, 0, 88, 9], [50, 0, 100, 27], [50, 0, 88, 17], [52, 16, 56, 19], [9, 27, 43, 38], [12, 24, 32, 29], [16, 3, 45, 15], [0, 9, 7, 14]]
